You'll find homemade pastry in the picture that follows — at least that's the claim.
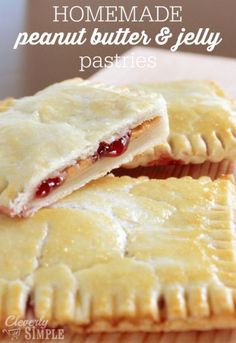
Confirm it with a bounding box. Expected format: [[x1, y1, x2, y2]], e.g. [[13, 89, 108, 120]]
[[125, 80, 236, 167], [116, 160, 236, 181], [0, 78, 168, 217], [62, 330, 236, 343], [1, 174, 236, 332]]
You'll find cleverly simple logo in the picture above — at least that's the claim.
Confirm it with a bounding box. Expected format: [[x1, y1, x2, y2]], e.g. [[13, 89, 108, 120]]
[[2, 316, 64, 340], [2, 327, 21, 340]]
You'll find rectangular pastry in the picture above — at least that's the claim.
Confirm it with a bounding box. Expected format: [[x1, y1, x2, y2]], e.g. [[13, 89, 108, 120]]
[[0, 78, 168, 217], [125, 80, 236, 167], [1, 174, 236, 332]]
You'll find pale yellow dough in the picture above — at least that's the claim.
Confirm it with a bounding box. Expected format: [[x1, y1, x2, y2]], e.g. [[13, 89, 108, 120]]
[[125, 80, 236, 167], [0, 175, 236, 332], [0, 78, 167, 216]]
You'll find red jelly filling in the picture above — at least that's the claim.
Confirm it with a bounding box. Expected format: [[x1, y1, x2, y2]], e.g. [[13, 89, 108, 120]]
[[36, 132, 131, 198], [36, 176, 64, 198], [97, 131, 131, 158]]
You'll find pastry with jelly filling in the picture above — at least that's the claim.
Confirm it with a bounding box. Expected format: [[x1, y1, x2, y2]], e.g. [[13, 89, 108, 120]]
[[0, 175, 236, 332], [0, 78, 168, 216]]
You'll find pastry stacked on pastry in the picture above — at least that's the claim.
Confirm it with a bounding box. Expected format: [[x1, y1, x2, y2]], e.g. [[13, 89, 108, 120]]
[[0, 79, 168, 216], [0, 78, 236, 340], [126, 80, 236, 167]]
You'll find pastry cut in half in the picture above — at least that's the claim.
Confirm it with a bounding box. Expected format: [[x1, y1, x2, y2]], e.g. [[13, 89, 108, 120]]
[[125, 80, 236, 167], [0, 78, 168, 217], [1, 174, 236, 332]]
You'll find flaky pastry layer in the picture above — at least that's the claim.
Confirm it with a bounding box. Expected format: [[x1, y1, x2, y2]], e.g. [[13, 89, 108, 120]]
[[125, 80, 236, 167], [0, 78, 168, 216], [0, 175, 236, 332]]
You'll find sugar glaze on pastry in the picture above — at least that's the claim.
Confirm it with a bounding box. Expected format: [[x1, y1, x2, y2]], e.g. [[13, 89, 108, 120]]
[[0, 78, 168, 216], [0, 175, 236, 332], [125, 80, 236, 167]]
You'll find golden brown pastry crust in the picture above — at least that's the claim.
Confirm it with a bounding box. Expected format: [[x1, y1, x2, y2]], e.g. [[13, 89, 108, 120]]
[[0, 175, 235, 332], [0, 79, 168, 216], [125, 80, 236, 167]]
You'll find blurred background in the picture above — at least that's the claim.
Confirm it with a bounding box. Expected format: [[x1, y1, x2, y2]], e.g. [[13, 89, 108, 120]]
[[0, 0, 235, 98]]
